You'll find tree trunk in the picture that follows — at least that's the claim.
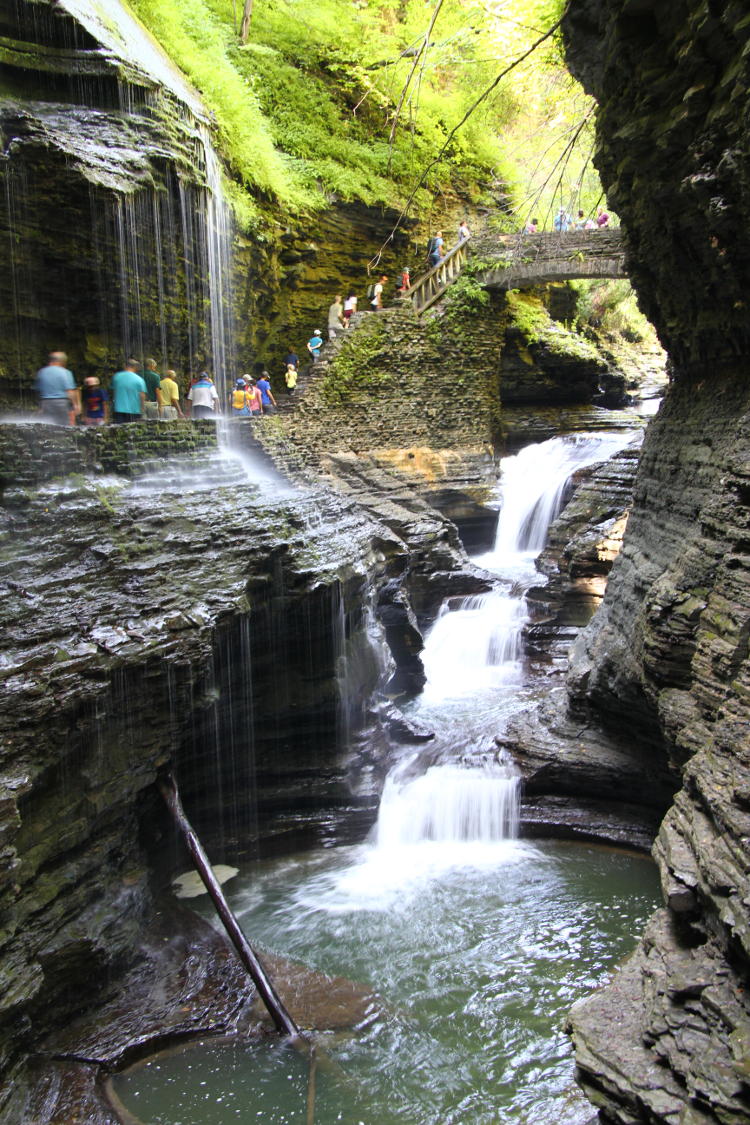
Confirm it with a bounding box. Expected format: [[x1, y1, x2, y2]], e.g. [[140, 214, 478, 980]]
[[240, 0, 253, 42]]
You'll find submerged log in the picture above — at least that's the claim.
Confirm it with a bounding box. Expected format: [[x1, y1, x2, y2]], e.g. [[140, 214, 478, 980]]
[[159, 773, 302, 1041]]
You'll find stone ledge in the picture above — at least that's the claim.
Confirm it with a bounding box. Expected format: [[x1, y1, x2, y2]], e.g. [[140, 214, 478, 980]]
[[0, 422, 218, 490]]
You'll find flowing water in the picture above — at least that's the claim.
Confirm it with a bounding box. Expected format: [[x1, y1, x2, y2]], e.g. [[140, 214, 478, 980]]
[[115, 431, 656, 1125], [115, 841, 659, 1125]]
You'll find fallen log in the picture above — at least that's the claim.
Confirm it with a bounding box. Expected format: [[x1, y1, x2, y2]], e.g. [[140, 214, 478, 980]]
[[159, 773, 302, 1042]]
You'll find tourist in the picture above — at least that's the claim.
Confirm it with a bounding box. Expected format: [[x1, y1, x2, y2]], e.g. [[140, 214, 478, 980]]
[[245, 378, 263, 417], [111, 358, 147, 424], [157, 369, 184, 420], [188, 372, 220, 420], [397, 267, 411, 294], [458, 219, 471, 242], [343, 292, 358, 327], [285, 364, 298, 396], [257, 370, 277, 414], [596, 206, 610, 228], [140, 357, 161, 420], [370, 275, 388, 310], [327, 295, 345, 340], [231, 378, 250, 416], [307, 329, 323, 362], [34, 351, 78, 426], [81, 376, 109, 425], [525, 217, 539, 233], [427, 232, 444, 267], [283, 347, 299, 371], [553, 208, 571, 232]]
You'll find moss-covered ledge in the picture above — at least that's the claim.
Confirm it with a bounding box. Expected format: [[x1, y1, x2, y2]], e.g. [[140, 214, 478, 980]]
[[0, 422, 219, 492]]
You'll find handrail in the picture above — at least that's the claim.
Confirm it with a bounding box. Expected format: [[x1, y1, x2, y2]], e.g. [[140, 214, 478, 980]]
[[408, 237, 471, 315]]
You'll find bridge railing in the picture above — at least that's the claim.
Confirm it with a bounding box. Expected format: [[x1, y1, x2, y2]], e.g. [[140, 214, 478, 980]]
[[407, 239, 471, 315]]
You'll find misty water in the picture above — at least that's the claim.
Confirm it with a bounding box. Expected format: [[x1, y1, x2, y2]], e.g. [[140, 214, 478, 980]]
[[114, 433, 657, 1125]]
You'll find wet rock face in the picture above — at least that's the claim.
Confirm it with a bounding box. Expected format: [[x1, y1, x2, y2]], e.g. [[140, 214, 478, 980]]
[[564, 0, 750, 372], [0, 422, 481, 1104], [563, 2, 750, 1120]]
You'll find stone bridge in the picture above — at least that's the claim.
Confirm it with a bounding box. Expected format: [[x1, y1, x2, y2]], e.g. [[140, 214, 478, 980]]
[[408, 228, 627, 313]]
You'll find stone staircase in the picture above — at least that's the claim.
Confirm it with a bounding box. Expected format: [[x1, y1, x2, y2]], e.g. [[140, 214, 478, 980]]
[[272, 311, 371, 414]]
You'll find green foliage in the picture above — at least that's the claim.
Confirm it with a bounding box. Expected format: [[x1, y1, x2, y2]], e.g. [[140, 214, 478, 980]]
[[572, 281, 657, 344], [441, 274, 491, 328], [127, 0, 606, 234], [505, 290, 600, 361], [320, 317, 393, 405]]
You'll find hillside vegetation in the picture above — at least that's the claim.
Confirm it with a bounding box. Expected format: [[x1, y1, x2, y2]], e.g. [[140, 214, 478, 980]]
[[128, 0, 603, 229]]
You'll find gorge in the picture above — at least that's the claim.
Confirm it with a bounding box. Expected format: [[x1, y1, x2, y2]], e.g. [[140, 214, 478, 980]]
[[1, 0, 750, 1123]]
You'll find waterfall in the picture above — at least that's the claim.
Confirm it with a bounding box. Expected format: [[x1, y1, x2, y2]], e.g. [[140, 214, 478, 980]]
[[2, 0, 236, 397], [486, 432, 633, 565], [376, 761, 520, 846], [383, 431, 635, 855], [420, 591, 526, 701]]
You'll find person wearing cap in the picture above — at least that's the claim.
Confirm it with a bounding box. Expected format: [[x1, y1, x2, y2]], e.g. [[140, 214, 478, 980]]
[[231, 377, 249, 416], [256, 371, 276, 414], [307, 330, 323, 362], [327, 295, 344, 340], [188, 372, 220, 420], [81, 376, 109, 425]]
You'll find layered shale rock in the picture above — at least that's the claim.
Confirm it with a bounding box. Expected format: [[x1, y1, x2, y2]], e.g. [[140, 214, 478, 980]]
[[562, 1, 750, 1120], [0, 422, 476, 1113]]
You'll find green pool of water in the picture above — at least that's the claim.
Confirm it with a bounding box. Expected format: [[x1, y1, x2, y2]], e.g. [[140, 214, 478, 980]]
[[114, 838, 659, 1125]]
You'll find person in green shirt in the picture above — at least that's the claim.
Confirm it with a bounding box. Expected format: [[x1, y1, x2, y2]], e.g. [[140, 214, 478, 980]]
[[141, 357, 161, 420]]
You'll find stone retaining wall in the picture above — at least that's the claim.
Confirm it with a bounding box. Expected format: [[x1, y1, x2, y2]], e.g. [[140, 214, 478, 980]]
[[274, 298, 506, 461], [0, 421, 218, 491]]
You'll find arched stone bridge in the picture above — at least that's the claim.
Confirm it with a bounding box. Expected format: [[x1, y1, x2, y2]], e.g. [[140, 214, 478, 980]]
[[408, 229, 627, 314]]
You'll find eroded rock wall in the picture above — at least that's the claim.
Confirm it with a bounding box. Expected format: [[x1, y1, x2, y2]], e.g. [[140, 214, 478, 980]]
[[0, 422, 480, 1103], [563, 2, 750, 1120]]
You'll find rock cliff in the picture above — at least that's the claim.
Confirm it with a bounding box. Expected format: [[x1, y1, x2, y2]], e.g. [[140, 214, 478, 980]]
[[563, 2, 750, 1120], [0, 422, 478, 1113]]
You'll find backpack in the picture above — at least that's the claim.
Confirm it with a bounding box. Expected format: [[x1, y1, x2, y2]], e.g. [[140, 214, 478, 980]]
[[367, 282, 376, 300], [426, 237, 437, 258]]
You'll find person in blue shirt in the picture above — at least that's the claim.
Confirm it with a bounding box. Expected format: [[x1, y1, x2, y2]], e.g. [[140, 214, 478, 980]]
[[111, 358, 147, 423], [34, 351, 78, 426], [307, 331, 323, 362], [553, 208, 571, 232], [256, 371, 277, 415]]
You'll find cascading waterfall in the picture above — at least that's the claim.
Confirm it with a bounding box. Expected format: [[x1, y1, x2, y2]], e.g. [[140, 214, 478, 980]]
[[485, 431, 634, 565], [2, 0, 236, 398], [375, 432, 635, 848], [417, 431, 635, 701], [376, 760, 519, 846], [419, 591, 526, 701]]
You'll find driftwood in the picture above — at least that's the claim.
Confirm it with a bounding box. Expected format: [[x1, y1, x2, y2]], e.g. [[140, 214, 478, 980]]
[[159, 773, 302, 1041]]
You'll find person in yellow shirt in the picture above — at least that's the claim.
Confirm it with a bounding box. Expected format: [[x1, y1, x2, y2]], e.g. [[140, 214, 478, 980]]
[[157, 369, 184, 420], [284, 364, 298, 395]]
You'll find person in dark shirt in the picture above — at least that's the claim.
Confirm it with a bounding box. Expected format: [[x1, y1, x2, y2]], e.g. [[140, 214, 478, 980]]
[[81, 376, 109, 425], [283, 348, 299, 371]]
